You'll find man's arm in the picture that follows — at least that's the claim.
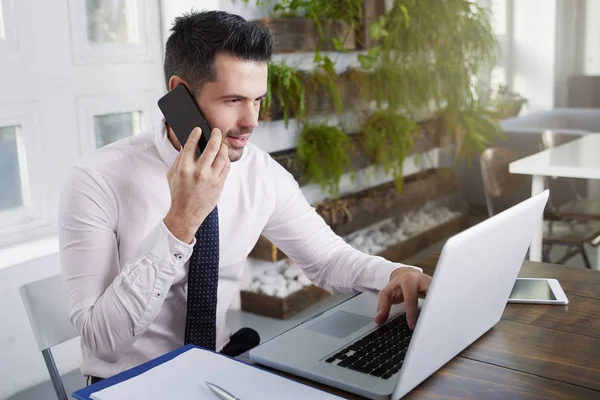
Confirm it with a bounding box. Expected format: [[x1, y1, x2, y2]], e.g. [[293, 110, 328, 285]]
[[59, 128, 229, 363], [59, 165, 193, 363], [261, 160, 422, 296]]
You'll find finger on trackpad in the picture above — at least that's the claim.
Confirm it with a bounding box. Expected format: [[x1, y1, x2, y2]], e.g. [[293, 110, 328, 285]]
[[305, 311, 372, 339]]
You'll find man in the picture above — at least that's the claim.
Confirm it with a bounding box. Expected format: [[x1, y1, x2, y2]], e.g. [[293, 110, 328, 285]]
[[59, 10, 432, 384]]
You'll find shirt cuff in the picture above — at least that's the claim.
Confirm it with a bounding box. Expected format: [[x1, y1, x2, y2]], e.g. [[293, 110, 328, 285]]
[[138, 220, 196, 271], [373, 263, 423, 292]]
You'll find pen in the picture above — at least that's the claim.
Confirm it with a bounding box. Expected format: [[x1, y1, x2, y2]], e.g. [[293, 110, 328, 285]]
[[205, 381, 241, 400]]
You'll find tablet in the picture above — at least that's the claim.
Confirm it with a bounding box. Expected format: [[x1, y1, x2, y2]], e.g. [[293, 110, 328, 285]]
[[507, 278, 569, 304]]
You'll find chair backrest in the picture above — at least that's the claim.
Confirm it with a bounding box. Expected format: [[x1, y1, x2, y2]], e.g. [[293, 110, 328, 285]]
[[20, 274, 79, 351], [541, 129, 562, 150], [480, 147, 525, 198]]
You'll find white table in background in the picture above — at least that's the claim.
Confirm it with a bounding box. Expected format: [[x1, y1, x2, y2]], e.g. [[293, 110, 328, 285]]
[[509, 133, 600, 269]]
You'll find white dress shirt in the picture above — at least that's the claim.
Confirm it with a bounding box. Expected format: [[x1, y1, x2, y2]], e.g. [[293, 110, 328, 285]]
[[58, 119, 421, 378]]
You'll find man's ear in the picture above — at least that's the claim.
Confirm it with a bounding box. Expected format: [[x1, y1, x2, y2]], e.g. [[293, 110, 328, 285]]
[[168, 76, 187, 91]]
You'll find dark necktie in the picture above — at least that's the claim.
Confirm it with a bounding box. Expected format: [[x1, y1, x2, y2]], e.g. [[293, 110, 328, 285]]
[[184, 206, 219, 350]]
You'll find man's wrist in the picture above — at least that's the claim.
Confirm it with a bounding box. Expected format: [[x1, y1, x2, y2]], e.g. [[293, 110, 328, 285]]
[[163, 214, 196, 244], [390, 265, 422, 281]]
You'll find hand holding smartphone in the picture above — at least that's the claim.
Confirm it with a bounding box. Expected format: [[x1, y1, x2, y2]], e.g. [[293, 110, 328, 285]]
[[158, 84, 231, 243], [158, 84, 212, 158]]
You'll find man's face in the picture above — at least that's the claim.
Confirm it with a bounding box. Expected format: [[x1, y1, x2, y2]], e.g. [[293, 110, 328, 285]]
[[195, 54, 267, 162]]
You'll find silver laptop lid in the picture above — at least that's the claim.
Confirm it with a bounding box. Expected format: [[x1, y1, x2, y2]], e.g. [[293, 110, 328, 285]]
[[393, 190, 549, 398]]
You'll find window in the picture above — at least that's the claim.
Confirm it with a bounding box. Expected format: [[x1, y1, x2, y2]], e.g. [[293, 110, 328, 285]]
[[68, 0, 151, 64], [0, 4, 5, 39], [86, 0, 139, 44], [490, 65, 507, 90], [490, 0, 507, 36], [94, 111, 143, 148], [479, 0, 512, 93], [0, 0, 18, 53], [0, 125, 28, 212]]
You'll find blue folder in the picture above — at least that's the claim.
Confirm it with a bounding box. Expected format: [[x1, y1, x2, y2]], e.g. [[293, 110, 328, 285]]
[[72, 344, 202, 400], [71, 344, 334, 399]]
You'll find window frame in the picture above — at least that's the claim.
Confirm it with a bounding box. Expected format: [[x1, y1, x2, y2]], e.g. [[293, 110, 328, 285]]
[[75, 92, 157, 157], [67, 0, 153, 65], [0, 0, 19, 54], [0, 102, 48, 239]]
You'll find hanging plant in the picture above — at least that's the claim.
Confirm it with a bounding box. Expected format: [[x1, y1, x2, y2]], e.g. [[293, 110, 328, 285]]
[[361, 109, 416, 191], [310, 54, 344, 115], [439, 103, 505, 162], [297, 123, 353, 196], [262, 61, 309, 127]]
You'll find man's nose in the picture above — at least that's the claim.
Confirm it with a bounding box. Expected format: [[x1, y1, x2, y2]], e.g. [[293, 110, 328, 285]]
[[239, 103, 259, 129]]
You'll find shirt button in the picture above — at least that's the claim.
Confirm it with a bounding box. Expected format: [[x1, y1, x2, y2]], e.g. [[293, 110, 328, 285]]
[[174, 254, 183, 260]]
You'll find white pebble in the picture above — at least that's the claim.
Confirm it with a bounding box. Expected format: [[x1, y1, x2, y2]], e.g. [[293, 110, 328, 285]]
[[259, 274, 277, 284], [260, 284, 276, 296], [248, 281, 261, 292], [287, 280, 303, 293], [283, 264, 303, 279], [275, 287, 289, 298], [297, 274, 312, 286]]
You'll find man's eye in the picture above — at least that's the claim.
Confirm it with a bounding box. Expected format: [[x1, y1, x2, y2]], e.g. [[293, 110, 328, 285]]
[[228, 99, 241, 104]]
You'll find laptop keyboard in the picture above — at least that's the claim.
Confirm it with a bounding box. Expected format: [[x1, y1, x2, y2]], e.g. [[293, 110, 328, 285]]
[[324, 313, 415, 379]]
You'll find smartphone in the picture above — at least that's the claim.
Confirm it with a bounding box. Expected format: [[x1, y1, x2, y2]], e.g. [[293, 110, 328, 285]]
[[507, 278, 569, 305], [157, 84, 212, 159]]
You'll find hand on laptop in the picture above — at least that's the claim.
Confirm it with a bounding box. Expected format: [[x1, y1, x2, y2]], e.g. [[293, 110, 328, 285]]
[[375, 268, 431, 330]]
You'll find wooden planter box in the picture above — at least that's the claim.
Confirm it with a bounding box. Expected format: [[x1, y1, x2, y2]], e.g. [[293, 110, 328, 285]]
[[248, 235, 288, 263], [316, 168, 459, 236], [249, 168, 459, 262], [356, 0, 387, 49], [240, 284, 330, 319], [255, 17, 355, 53], [376, 213, 470, 262], [269, 116, 446, 184]]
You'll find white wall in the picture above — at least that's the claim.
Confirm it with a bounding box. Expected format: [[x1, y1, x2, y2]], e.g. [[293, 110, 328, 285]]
[[583, 0, 600, 74], [512, 0, 557, 113]]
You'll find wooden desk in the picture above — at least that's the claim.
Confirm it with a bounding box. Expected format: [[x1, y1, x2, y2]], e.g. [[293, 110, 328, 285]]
[[281, 260, 600, 399]]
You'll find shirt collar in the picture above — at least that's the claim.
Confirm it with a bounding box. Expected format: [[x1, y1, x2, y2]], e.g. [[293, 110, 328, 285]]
[[153, 117, 179, 168]]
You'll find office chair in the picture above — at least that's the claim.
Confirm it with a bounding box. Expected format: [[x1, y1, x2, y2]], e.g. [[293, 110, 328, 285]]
[[480, 147, 600, 268], [541, 130, 600, 220], [19, 275, 80, 400]]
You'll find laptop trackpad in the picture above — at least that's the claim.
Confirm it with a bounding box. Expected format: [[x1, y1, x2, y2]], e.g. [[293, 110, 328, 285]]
[[305, 311, 372, 339]]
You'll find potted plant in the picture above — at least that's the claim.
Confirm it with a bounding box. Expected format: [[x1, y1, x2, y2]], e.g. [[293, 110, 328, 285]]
[[488, 85, 528, 120], [296, 123, 354, 196], [361, 109, 417, 191], [244, 0, 360, 53], [260, 61, 310, 127]]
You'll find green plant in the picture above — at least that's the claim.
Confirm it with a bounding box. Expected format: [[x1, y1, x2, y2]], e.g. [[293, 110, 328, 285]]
[[439, 103, 505, 162], [263, 61, 308, 127], [311, 54, 344, 115], [243, 0, 362, 54], [361, 110, 416, 191], [357, 0, 502, 158], [297, 123, 354, 196], [486, 84, 528, 119]]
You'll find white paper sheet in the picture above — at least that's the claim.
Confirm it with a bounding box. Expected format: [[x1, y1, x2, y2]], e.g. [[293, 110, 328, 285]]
[[90, 348, 343, 400]]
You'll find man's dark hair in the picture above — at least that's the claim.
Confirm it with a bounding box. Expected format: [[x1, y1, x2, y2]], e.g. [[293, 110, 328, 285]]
[[164, 10, 274, 94]]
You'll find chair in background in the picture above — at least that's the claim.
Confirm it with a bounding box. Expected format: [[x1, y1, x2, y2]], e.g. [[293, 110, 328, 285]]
[[541, 130, 600, 220], [480, 147, 600, 268], [19, 275, 80, 400]]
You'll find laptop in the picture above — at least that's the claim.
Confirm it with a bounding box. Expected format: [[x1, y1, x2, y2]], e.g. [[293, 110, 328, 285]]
[[249, 190, 549, 399]]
